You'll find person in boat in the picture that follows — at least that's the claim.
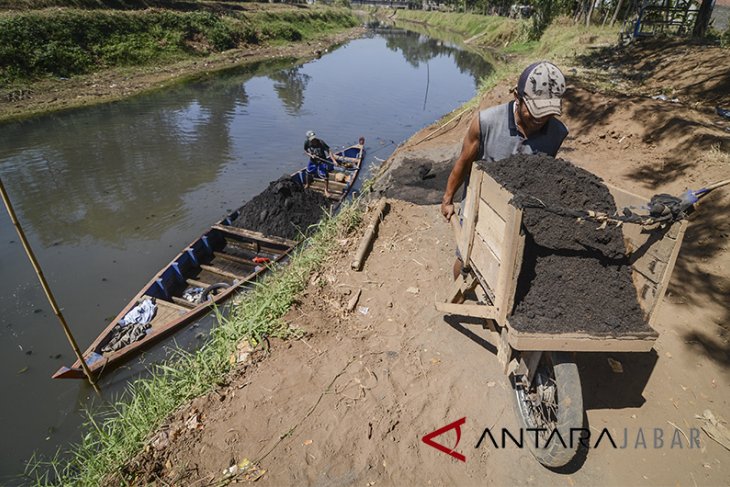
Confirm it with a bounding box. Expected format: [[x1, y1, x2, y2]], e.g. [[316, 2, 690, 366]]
[[303, 130, 339, 197], [440, 61, 569, 280]]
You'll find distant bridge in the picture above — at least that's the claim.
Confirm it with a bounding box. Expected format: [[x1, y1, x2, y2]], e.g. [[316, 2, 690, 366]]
[[351, 0, 415, 9]]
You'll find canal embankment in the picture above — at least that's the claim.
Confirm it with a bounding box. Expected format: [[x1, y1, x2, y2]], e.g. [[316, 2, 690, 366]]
[[0, 3, 361, 122]]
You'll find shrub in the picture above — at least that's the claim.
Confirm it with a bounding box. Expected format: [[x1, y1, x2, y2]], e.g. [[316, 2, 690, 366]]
[[0, 7, 357, 83]]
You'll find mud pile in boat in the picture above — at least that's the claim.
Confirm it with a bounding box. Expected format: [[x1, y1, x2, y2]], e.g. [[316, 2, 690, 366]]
[[231, 176, 331, 240], [480, 154, 647, 334]]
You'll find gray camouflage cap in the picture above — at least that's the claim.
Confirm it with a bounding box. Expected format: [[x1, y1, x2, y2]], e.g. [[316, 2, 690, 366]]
[[517, 61, 566, 118]]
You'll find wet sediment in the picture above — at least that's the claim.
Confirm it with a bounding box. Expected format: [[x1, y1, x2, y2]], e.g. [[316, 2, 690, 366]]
[[231, 176, 331, 241], [480, 154, 648, 335]]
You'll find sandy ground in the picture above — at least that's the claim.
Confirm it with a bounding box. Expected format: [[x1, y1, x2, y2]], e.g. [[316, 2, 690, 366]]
[[123, 41, 730, 486]]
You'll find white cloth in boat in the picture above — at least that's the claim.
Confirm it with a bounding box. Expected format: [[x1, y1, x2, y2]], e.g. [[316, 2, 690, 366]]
[[120, 298, 157, 327]]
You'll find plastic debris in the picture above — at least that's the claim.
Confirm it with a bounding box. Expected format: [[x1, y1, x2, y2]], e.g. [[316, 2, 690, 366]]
[[185, 410, 203, 430], [651, 94, 679, 103], [182, 286, 204, 304], [716, 106, 730, 120], [230, 339, 254, 365], [222, 458, 266, 481], [150, 431, 170, 451]]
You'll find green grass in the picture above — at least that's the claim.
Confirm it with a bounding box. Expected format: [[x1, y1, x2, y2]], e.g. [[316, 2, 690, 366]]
[[520, 17, 619, 58], [391, 9, 529, 46], [27, 201, 363, 486], [0, 0, 258, 10], [0, 7, 358, 85]]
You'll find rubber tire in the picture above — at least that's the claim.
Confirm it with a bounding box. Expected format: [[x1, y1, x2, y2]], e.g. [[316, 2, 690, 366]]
[[201, 282, 230, 302], [511, 351, 583, 468]]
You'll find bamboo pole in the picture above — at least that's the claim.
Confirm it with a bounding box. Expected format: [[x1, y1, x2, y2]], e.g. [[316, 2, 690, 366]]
[[0, 177, 100, 393]]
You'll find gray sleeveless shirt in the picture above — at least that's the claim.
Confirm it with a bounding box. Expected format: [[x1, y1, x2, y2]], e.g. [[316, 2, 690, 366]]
[[478, 101, 568, 161]]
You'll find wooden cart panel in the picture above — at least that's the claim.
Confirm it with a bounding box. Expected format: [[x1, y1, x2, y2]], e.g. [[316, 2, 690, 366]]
[[456, 166, 525, 327], [508, 329, 658, 352], [607, 184, 687, 327], [439, 162, 687, 353]]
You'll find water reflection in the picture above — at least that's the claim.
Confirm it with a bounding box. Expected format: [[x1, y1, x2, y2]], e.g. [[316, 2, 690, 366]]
[[269, 67, 311, 115], [375, 26, 492, 88]]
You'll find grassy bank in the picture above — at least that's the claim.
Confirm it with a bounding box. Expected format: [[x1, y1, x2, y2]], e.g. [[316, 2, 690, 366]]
[[391, 9, 619, 55], [28, 202, 363, 486], [385, 10, 619, 124], [0, 6, 357, 85], [389, 9, 528, 47]]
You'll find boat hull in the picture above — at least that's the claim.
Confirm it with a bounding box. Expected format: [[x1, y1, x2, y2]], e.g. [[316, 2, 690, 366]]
[[53, 141, 365, 379]]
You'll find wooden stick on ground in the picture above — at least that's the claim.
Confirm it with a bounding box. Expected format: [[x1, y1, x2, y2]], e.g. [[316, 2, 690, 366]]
[[351, 199, 389, 271]]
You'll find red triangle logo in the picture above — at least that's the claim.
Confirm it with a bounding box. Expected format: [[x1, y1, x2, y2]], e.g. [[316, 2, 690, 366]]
[[422, 417, 467, 462]]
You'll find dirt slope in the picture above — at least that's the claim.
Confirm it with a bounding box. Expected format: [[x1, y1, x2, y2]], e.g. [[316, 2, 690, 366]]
[[124, 42, 730, 486]]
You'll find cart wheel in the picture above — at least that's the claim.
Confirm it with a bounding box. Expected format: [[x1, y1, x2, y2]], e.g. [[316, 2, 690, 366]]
[[511, 351, 583, 468]]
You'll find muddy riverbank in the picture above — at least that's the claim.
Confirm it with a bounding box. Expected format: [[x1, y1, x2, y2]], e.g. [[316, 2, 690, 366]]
[[0, 24, 365, 123]]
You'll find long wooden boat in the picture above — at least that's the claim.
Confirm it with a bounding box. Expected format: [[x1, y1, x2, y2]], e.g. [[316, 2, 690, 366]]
[[53, 140, 365, 379]]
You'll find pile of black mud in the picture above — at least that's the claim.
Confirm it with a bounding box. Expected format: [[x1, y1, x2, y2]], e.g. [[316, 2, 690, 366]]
[[231, 176, 330, 241], [480, 154, 648, 335], [378, 157, 454, 205]]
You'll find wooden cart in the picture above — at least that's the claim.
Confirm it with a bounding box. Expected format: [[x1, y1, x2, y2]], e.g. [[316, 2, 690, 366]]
[[436, 161, 687, 467]]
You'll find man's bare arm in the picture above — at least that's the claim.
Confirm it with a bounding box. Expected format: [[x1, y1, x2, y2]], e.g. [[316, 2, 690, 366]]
[[440, 112, 481, 220]]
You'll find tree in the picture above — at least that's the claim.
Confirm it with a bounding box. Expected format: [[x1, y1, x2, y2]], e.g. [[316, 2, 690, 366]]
[[692, 0, 713, 37]]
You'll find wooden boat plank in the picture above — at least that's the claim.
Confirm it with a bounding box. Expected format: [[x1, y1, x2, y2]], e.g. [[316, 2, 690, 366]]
[[171, 296, 197, 309], [317, 177, 347, 189], [200, 263, 247, 281], [310, 175, 348, 188], [213, 251, 257, 267], [186, 278, 209, 289], [195, 269, 235, 286], [211, 257, 256, 276], [155, 298, 190, 314], [221, 238, 281, 260], [223, 237, 258, 253], [212, 224, 296, 248], [149, 302, 187, 330]]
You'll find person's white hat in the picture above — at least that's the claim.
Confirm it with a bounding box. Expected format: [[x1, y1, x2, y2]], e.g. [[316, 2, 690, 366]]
[[306, 130, 316, 141]]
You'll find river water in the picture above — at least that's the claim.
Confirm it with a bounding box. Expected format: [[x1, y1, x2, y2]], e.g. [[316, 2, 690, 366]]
[[0, 24, 492, 481]]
